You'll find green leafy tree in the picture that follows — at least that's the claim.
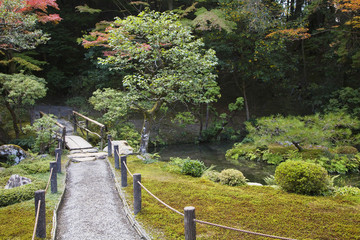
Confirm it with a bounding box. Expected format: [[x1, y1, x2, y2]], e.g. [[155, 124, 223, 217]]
[[0, 73, 47, 137], [87, 10, 219, 153], [0, 0, 60, 138], [246, 112, 360, 151], [24, 114, 59, 153]]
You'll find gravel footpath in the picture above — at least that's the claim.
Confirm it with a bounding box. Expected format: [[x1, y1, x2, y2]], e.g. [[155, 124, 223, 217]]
[[56, 159, 141, 240]]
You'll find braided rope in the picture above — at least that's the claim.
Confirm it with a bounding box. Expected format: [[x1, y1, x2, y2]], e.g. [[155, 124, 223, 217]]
[[32, 200, 41, 240], [193, 219, 297, 240], [137, 181, 184, 216]]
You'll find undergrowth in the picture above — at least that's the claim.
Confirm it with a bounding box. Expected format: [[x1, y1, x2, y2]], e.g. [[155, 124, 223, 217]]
[[110, 155, 360, 240], [0, 153, 66, 239]]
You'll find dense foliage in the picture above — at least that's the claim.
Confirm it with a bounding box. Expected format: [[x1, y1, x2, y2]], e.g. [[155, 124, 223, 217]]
[[86, 10, 219, 152], [275, 161, 331, 195], [218, 168, 247, 186]]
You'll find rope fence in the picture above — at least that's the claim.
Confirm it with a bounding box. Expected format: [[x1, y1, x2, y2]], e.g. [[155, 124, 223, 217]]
[[31, 150, 61, 239], [32, 200, 42, 240], [113, 146, 297, 240]]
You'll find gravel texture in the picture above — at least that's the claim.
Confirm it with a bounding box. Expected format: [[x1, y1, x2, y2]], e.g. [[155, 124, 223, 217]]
[[56, 159, 141, 240]]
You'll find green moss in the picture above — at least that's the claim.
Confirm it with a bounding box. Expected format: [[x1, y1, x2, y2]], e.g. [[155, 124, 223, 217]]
[[110, 155, 360, 240], [0, 152, 67, 239]]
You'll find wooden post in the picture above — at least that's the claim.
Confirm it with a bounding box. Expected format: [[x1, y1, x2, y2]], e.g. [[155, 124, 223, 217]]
[[55, 148, 61, 173], [85, 120, 89, 141], [100, 127, 104, 150], [50, 162, 57, 194], [114, 145, 119, 170], [133, 173, 141, 215], [184, 206, 196, 240], [121, 156, 127, 187], [62, 127, 66, 149], [108, 135, 112, 157], [35, 190, 46, 238], [73, 113, 77, 134]]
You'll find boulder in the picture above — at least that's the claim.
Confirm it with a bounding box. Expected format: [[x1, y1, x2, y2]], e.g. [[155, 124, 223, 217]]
[[0, 144, 27, 165], [5, 174, 32, 189], [103, 140, 134, 155]]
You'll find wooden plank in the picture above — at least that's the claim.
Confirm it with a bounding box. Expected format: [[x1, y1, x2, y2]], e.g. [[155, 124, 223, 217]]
[[65, 135, 93, 150]]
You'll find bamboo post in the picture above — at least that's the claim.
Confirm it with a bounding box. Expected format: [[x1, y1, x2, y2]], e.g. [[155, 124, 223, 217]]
[[114, 145, 119, 169], [55, 148, 61, 173], [108, 135, 112, 157], [184, 206, 196, 240], [35, 190, 46, 238], [121, 156, 127, 187], [133, 173, 141, 215], [50, 162, 57, 193]]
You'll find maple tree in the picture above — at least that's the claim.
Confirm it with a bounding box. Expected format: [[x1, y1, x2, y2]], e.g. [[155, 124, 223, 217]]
[[86, 11, 219, 153], [0, 0, 61, 138]]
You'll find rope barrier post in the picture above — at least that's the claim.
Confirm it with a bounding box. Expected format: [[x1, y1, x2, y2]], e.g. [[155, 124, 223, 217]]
[[108, 134, 112, 157], [121, 155, 128, 187], [50, 161, 57, 193], [133, 173, 141, 215], [184, 206, 196, 240], [58, 139, 62, 149], [35, 190, 46, 238], [55, 148, 62, 173], [72, 113, 77, 134], [114, 145, 120, 169]]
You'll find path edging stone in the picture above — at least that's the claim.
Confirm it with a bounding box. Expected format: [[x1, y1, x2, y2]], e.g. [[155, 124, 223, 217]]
[[106, 158, 151, 240]]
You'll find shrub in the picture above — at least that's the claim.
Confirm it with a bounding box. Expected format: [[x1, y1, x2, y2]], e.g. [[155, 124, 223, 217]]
[[263, 175, 276, 185], [168, 157, 207, 177], [334, 146, 358, 154], [181, 159, 207, 177], [333, 186, 360, 196], [219, 169, 247, 186], [202, 170, 220, 182], [275, 161, 331, 195], [0, 178, 46, 207]]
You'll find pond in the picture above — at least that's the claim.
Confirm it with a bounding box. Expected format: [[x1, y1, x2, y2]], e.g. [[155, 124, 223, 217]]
[[153, 142, 360, 187]]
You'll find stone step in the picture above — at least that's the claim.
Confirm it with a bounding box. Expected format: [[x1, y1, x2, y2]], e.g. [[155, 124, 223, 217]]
[[72, 157, 97, 162]]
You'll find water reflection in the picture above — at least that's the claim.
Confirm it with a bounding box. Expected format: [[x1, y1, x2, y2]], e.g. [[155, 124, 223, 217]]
[[153, 142, 276, 184], [153, 142, 360, 187]]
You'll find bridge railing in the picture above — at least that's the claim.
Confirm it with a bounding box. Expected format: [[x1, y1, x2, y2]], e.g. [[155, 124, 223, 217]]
[[72, 111, 106, 150]]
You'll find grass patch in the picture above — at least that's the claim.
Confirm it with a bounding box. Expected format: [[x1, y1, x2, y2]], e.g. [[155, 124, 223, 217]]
[[0, 153, 67, 239], [110, 155, 360, 239]]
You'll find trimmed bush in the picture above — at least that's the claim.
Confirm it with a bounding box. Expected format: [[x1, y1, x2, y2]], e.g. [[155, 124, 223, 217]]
[[334, 186, 360, 196], [334, 146, 358, 154], [181, 159, 207, 177], [219, 169, 247, 186], [202, 170, 220, 182], [275, 161, 331, 195], [0, 178, 46, 207]]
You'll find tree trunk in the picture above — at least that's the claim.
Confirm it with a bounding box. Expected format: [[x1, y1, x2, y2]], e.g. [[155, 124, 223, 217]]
[[139, 119, 150, 154], [242, 81, 250, 121], [4, 100, 20, 138], [292, 141, 303, 152]]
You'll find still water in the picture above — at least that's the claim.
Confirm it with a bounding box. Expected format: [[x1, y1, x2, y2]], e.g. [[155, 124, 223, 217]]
[[154, 142, 360, 187]]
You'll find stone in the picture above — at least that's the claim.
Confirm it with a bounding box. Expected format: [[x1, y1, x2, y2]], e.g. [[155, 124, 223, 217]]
[[5, 174, 32, 189], [103, 140, 133, 155], [0, 144, 27, 165], [247, 182, 263, 186]]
